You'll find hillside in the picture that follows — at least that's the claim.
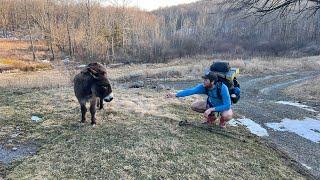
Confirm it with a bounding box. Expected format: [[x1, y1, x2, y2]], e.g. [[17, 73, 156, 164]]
[[152, 0, 320, 57], [1, 0, 320, 64]]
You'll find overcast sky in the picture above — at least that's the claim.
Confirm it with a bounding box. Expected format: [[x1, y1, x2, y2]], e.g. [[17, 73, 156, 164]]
[[105, 0, 200, 11]]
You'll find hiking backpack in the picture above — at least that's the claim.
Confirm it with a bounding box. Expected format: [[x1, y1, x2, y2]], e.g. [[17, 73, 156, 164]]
[[207, 61, 241, 104]]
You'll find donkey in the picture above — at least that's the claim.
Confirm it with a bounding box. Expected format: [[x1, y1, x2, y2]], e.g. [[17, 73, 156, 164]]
[[74, 62, 113, 125]]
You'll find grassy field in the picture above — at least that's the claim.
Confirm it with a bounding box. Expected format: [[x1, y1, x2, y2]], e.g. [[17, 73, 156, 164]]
[[1, 38, 319, 178], [0, 39, 47, 60], [0, 39, 52, 72], [0, 85, 307, 179], [283, 76, 320, 102], [109, 55, 320, 82]]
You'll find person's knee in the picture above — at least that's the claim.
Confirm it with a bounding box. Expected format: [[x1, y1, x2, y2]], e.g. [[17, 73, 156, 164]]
[[191, 106, 203, 113], [191, 101, 205, 112], [191, 102, 200, 111], [191, 102, 198, 111], [221, 109, 233, 120]]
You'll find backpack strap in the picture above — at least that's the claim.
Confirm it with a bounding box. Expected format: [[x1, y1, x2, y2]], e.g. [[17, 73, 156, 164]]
[[215, 81, 222, 99], [205, 87, 211, 108], [205, 83, 223, 108]]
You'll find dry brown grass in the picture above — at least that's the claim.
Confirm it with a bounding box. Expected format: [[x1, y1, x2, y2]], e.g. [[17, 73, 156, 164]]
[[107, 56, 320, 82], [283, 76, 320, 102], [0, 38, 47, 61], [0, 69, 72, 89], [0, 59, 313, 179], [0, 39, 31, 51], [238, 56, 320, 74], [0, 38, 52, 73], [0, 86, 306, 179], [1, 54, 319, 96], [0, 58, 52, 72]]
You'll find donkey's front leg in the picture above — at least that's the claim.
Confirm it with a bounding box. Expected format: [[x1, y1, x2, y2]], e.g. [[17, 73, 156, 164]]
[[80, 101, 87, 123], [90, 97, 98, 125]]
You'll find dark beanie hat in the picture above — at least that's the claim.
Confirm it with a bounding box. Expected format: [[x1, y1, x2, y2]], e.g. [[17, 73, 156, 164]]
[[202, 71, 218, 82]]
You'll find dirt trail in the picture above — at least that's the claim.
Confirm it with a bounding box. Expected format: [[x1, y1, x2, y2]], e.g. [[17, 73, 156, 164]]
[[235, 70, 320, 178]]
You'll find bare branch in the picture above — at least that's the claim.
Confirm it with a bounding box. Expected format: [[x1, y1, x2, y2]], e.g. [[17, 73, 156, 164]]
[[221, 0, 320, 17]]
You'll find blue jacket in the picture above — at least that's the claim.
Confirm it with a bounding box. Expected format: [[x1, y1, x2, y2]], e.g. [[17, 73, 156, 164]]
[[176, 83, 231, 112]]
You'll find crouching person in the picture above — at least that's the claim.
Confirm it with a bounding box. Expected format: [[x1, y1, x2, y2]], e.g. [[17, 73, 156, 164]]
[[166, 72, 233, 128]]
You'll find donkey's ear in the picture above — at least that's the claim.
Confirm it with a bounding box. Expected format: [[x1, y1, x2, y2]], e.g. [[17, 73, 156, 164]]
[[87, 67, 99, 79]]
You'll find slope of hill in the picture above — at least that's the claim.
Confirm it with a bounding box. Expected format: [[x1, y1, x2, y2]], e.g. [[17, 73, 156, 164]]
[[152, 0, 320, 57]]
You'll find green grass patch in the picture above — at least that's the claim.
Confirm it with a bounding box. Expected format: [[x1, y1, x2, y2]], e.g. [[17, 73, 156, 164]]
[[0, 87, 307, 179]]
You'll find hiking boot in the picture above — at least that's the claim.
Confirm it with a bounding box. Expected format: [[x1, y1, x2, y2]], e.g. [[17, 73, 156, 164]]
[[202, 115, 216, 125], [219, 117, 228, 129]]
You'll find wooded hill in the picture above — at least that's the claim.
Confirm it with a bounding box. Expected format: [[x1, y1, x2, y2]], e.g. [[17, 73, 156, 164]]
[[1, 0, 319, 63]]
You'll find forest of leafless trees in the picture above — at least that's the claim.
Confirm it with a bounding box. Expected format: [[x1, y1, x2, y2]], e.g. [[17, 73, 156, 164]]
[[1, 0, 320, 63]]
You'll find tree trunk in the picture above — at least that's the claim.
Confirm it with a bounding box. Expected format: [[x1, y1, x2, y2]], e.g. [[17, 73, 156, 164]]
[[105, 37, 109, 63], [46, 0, 55, 61], [111, 37, 115, 63], [24, 0, 36, 61], [67, 22, 73, 58]]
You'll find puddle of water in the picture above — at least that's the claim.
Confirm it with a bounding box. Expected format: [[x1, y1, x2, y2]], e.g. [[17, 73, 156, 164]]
[[229, 118, 269, 137], [0, 145, 37, 164], [265, 118, 320, 143], [276, 101, 317, 113]]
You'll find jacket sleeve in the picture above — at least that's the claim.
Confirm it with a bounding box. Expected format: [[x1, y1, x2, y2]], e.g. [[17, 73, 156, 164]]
[[214, 84, 231, 112], [176, 84, 206, 97]]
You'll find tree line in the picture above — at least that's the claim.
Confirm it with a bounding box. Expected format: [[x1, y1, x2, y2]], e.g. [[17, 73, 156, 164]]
[[0, 0, 162, 63], [1, 0, 320, 64], [154, 0, 320, 58]]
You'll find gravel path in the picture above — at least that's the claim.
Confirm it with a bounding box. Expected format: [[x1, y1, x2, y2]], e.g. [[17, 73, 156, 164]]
[[235, 70, 320, 178], [154, 70, 320, 177]]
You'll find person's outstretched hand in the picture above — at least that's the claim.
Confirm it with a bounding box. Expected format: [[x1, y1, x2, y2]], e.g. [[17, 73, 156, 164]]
[[204, 108, 215, 118], [165, 93, 176, 98]]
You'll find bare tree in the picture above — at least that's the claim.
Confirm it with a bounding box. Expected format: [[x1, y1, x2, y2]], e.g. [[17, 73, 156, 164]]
[[222, 0, 320, 17], [24, 0, 36, 61], [0, 1, 9, 37]]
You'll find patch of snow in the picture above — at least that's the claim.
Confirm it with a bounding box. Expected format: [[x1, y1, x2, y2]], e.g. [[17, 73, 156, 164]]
[[265, 118, 320, 143], [10, 133, 19, 138], [301, 163, 312, 170], [62, 58, 70, 64], [77, 64, 87, 68], [31, 116, 42, 122], [228, 119, 239, 127], [228, 118, 269, 137], [276, 101, 317, 113]]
